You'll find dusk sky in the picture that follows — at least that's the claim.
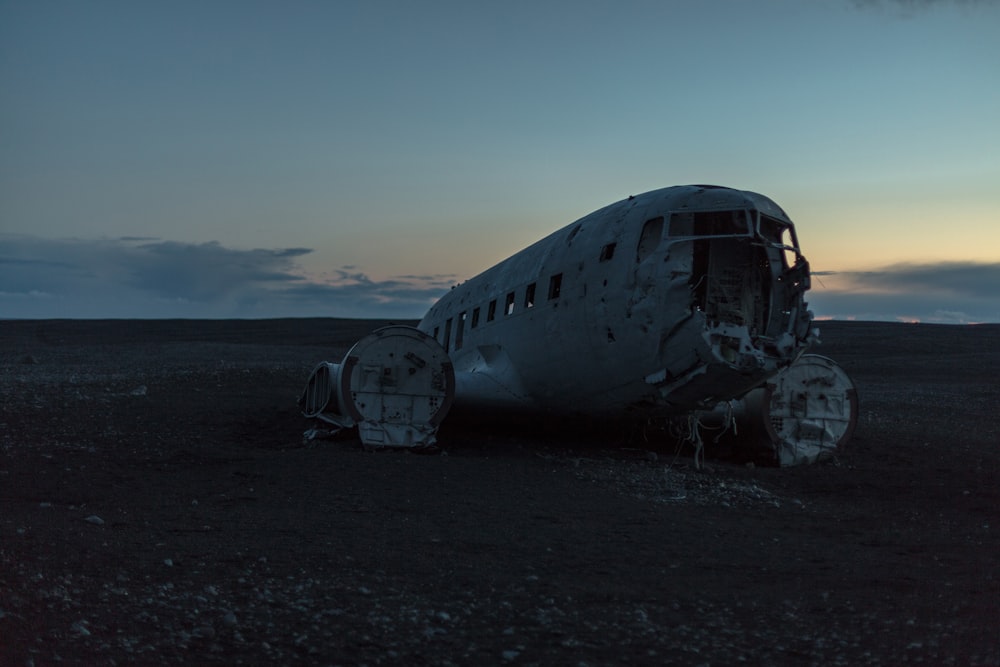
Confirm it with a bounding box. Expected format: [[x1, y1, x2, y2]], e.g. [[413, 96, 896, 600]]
[[2, 0, 998, 323]]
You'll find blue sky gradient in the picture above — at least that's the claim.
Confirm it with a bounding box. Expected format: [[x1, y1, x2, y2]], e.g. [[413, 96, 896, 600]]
[[2, 0, 998, 322]]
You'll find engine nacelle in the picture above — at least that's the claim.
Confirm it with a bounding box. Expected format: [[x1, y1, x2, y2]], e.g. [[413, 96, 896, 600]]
[[705, 354, 858, 465], [299, 326, 455, 448]]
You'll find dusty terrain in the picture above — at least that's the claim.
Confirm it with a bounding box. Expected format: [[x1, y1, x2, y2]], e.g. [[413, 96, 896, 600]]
[[1, 318, 997, 666]]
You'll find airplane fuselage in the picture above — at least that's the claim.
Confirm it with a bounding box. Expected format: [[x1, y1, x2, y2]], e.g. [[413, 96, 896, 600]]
[[417, 185, 815, 419]]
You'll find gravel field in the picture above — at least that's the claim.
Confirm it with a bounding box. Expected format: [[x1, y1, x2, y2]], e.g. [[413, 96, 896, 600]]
[[1, 319, 998, 665]]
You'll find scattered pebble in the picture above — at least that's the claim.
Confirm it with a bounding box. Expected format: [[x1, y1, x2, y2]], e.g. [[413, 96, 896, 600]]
[[84, 515, 105, 526]]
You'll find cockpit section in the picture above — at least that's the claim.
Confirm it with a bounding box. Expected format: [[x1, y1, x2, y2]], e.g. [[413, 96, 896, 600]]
[[689, 235, 771, 335], [647, 206, 816, 410], [662, 208, 809, 341]]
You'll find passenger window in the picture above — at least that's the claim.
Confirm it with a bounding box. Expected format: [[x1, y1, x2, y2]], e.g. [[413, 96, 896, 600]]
[[455, 311, 465, 350], [505, 292, 515, 316], [487, 299, 497, 322], [548, 273, 562, 300], [443, 318, 452, 351], [599, 243, 616, 262], [525, 283, 536, 308], [471, 307, 480, 328]]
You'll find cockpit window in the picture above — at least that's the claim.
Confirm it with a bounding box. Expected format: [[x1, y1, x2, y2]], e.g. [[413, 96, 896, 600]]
[[759, 214, 800, 268], [636, 217, 664, 263], [669, 210, 750, 237], [759, 214, 787, 244]]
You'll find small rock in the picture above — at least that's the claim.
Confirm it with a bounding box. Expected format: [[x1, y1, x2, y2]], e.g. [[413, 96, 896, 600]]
[[163, 558, 174, 567], [39, 502, 53, 508], [84, 515, 105, 526], [222, 611, 238, 627], [502, 650, 520, 661], [130, 385, 147, 396]]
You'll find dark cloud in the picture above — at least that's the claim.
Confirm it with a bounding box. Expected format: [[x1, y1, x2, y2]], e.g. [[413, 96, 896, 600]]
[[847, 0, 998, 17], [0, 256, 76, 269], [280, 269, 457, 312], [809, 262, 1000, 323], [0, 236, 453, 319], [825, 262, 1000, 299], [122, 241, 311, 301]]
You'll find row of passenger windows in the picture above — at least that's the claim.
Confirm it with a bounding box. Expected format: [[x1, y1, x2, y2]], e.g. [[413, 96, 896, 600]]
[[432, 270, 570, 353], [430, 239, 623, 353]]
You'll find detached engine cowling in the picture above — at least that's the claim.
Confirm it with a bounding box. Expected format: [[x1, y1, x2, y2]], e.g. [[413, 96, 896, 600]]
[[299, 326, 455, 448], [724, 354, 859, 466]]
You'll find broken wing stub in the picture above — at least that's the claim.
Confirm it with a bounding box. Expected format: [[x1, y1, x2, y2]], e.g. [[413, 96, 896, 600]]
[[299, 326, 455, 448]]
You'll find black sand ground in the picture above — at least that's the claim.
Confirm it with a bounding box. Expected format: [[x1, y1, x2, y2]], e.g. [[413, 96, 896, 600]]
[[1, 319, 997, 666]]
